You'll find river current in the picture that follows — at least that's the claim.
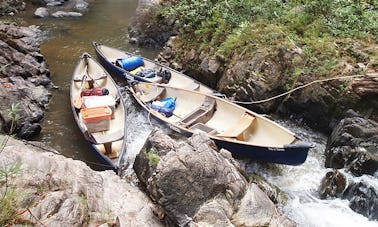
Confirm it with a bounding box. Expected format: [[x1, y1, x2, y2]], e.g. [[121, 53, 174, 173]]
[[19, 0, 378, 226]]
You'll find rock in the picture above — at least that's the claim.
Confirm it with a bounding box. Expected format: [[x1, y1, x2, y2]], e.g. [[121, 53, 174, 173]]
[[0, 0, 26, 16], [128, 1, 174, 48], [343, 181, 378, 221], [351, 74, 378, 97], [0, 135, 163, 226], [134, 128, 294, 226], [232, 184, 294, 227], [34, 7, 49, 18], [51, 11, 83, 17], [0, 22, 52, 139], [74, 0, 89, 10], [325, 113, 378, 176], [319, 170, 347, 199]]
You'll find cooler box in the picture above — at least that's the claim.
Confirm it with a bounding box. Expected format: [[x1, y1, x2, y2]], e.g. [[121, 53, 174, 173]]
[[82, 95, 116, 117], [80, 106, 112, 133]]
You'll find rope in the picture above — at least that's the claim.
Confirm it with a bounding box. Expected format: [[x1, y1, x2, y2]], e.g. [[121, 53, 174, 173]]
[[21, 140, 115, 169], [230, 74, 366, 105]]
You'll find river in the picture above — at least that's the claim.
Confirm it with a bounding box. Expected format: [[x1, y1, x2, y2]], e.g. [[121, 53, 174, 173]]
[[20, 0, 378, 226]]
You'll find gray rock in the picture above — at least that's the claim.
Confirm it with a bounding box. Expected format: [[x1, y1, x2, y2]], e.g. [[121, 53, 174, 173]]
[[0, 135, 163, 226], [52, 11, 83, 18], [0, 22, 52, 139], [134, 128, 294, 226], [74, 0, 89, 10], [34, 7, 49, 18], [325, 114, 378, 176]]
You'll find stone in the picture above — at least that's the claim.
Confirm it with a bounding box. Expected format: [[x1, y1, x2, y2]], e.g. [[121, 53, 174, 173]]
[[34, 7, 49, 18], [0, 135, 163, 226]]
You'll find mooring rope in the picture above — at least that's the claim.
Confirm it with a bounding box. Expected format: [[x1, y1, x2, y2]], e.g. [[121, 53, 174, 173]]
[[230, 74, 366, 105]]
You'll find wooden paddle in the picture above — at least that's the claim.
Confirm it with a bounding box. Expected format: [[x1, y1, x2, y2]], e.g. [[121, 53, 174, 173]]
[[72, 65, 88, 109]]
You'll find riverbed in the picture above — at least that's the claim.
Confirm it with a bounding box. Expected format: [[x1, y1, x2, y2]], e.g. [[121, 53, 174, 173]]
[[19, 0, 378, 226]]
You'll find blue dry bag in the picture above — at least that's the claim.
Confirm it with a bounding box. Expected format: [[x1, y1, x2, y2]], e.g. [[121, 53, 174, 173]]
[[116, 56, 144, 71], [151, 97, 176, 117]]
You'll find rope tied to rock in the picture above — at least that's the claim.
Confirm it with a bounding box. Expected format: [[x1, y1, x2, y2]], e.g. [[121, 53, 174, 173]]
[[230, 74, 371, 105]]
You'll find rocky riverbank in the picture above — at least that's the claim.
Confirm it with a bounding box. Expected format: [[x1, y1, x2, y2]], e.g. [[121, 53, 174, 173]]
[[1, 128, 299, 226], [0, 22, 52, 139], [0, 134, 162, 226], [128, 0, 378, 222]]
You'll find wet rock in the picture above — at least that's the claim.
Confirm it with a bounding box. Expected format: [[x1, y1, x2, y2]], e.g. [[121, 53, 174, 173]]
[[343, 181, 378, 221], [0, 22, 52, 139], [34, 7, 49, 18], [134, 128, 294, 226], [74, 0, 89, 10], [0, 135, 163, 226], [45, 0, 65, 7], [325, 111, 378, 176], [319, 170, 347, 199], [51, 11, 83, 17]]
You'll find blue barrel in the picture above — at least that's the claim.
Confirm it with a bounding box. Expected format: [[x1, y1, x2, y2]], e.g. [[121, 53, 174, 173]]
[[116, 56, 144, 71]]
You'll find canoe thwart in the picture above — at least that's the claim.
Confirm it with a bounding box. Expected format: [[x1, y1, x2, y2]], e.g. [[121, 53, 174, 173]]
[[91, 129, 124, 144], [178, 96, 216, 127], [217, 113, 255, 140]]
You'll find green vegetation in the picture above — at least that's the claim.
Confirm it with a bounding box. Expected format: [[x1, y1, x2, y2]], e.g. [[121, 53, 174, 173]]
[[8, 103, 22, 135], [160, 0, 377, 78], [144, 148, 160, 166], [0, 159, 21, 226], [0, 0, 24, 16], [77, 194, 90, 225]]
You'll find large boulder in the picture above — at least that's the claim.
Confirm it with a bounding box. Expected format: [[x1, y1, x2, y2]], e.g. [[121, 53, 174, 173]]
[[0, 135, 163, 226], [325, 110, 378, 177], [134, 128, 294, 226]]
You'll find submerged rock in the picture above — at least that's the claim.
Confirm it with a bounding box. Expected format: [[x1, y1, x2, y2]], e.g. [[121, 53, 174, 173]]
[[134, 128, 294, 226]]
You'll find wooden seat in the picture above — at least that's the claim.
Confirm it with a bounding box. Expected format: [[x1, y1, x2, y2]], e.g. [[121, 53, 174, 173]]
[[217, 114, 255, 141], [91, 129, 124, 156], [179, 97, 216, 127]]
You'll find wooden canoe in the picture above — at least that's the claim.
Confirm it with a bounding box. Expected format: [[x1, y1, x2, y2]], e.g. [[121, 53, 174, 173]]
[[70, 52, 127, 171], [128, 82, 312, 165], [92, 41, 222, 96]]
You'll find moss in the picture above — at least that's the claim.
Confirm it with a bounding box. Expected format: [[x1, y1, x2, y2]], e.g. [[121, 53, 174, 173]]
[[144, 148, 160, 166]]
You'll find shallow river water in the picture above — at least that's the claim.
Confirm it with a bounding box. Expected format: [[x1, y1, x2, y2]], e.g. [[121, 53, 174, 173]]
[[19, 1, 378, 226]]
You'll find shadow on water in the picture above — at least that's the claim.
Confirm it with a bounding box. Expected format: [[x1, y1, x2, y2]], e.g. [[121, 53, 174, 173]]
[[20, 0, 159, 170]]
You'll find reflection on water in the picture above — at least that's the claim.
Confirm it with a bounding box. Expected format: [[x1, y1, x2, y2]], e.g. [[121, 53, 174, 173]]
[[21, 0, 159, 169]]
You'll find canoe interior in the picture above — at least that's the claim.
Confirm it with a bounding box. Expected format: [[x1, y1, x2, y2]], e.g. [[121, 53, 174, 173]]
[[71, 54, 125, 168], [132, 83, 297, 148], [94, 42, 215, 94]]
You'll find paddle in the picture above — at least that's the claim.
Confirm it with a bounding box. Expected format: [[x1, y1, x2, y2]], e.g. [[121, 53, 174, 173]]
[[73, 65, 88, 109]]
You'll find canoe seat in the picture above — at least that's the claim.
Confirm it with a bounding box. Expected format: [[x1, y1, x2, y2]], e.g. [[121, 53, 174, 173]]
[[179, 97, 216, 127], [217, 113, 255, 141], [189, 123, 217, 134], [91, 129, 124, 156]]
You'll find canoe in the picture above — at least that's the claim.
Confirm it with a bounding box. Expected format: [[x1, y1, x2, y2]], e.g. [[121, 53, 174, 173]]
[[128, 82, 312, 165], [92, 41, 221, 96], [70, 52, 127, 171]]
